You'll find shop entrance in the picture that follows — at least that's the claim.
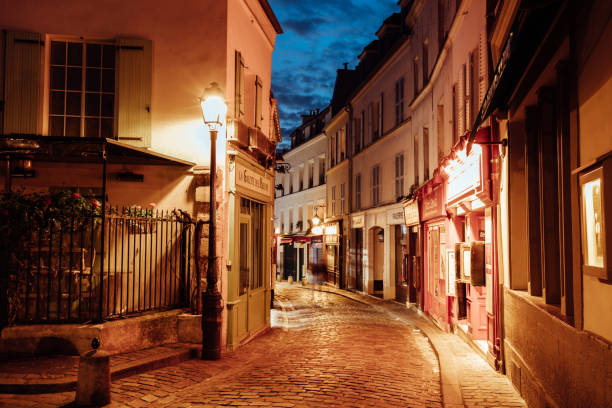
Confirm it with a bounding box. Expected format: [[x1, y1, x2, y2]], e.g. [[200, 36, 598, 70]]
[[394, 225, 409, 303], [282, 245, 297, 281], [354, 229, 363, 291], [370, 227, 384, 295]]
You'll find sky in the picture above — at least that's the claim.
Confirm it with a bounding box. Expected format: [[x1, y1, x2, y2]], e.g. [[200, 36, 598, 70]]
[[268, 0, 399, 149]]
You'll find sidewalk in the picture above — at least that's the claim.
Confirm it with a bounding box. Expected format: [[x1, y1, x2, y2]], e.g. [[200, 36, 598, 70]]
[[295, 282, 526, 408], [0, 342, 199, 394]]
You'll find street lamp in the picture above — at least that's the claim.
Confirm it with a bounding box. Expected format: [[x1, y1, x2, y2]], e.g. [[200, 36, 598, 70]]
[[200, 82, 227, 360]]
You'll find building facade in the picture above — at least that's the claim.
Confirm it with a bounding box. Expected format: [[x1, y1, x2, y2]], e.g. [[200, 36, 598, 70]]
[[274, 108, 329, 284], [0, 0, 282, 354]]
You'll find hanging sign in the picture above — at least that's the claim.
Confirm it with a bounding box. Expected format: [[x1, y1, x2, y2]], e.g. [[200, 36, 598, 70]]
[[403, 200, 420, 226]]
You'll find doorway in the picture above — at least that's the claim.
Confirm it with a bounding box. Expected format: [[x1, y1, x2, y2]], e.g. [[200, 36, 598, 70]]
[[371, 227, 384, 295], [354, 228, 363, 291]]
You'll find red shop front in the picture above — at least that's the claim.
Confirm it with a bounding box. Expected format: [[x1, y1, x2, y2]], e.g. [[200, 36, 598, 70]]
[[442, 129, 497, 362], [420, 179, 452, 331]]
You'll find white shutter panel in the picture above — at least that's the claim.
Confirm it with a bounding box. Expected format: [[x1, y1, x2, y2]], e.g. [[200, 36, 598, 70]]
[[117, 39, 152, 148], [479, 30, 488, 106], [3, 31, 42, 135]]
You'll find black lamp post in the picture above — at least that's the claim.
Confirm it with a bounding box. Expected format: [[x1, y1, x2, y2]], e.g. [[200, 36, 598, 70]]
[[200, 82, 227, 360]]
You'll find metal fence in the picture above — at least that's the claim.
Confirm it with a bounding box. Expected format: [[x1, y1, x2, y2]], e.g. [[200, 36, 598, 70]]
[[7, 207, 195, 324]]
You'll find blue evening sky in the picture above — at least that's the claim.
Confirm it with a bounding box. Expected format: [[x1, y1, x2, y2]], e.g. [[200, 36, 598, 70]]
[[268, 0, 399, 149]]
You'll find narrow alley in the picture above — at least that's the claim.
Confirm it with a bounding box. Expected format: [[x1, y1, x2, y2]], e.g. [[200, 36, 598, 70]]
[[0, 284, 525, 407]]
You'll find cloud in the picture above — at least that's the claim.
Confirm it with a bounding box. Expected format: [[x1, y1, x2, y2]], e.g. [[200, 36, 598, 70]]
[[268, 0, 399, 145]]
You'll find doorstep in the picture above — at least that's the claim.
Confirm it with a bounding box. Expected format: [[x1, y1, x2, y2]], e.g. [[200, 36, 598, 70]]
[[0, 342, 199, 394]]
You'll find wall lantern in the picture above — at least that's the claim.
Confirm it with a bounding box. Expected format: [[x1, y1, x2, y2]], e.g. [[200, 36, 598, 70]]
[[377, 229, 385, 242]]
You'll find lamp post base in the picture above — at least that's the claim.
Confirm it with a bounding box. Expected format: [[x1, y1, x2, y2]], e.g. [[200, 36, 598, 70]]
[[201, 289, 223, 360]]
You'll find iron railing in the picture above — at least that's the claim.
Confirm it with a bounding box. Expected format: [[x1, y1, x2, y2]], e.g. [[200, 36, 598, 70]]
[[6, 207, 195, 324]]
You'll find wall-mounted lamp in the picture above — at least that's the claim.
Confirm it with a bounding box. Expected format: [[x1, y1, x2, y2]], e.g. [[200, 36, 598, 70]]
[[377, 229, 385, 242]]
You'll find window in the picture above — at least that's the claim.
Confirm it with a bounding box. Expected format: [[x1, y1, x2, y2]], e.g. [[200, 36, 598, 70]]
[[340, 183, 346, 214], [395, 77, 405, 126], [339, 126, 346, 161], [360, 110, 366, 149], [437, 104, 445, 161], [372, 99, 381, 140], [414, 133, 419, 186], [465, 58, 472, 131], [331, 185, 336, 217], [423, 40, 429, 83], [368, 103, 374, 142], [395, 153, 405, 199], [452, 84, 458, 145], [460, 64, 466, 135], [234, 51, 245, 119], [438, 0, 446, 50], [423, 127, 430, 181], [255, 75, 263, 128], [413, 57, 419, 98], [299, 167, 303, 191], [372, 165, 381, 206], [354, 117, 362, 153], [49, 40, 115, 138], [470, 49, 478, 126], [330, 134, 336, 167], [308, 162, 314, 188], [356, 173, 362, 210], [319, 158, 325, 185], [289, 171, 294, 194]]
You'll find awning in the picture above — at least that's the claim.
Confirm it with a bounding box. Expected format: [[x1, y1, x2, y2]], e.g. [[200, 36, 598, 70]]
[[467, 0, 567, 152], [0, 136, 195, 166]]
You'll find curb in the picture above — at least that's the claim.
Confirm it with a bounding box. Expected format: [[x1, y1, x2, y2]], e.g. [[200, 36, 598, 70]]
[[0, 344, 198, 394], [291, 283, 466, 408]]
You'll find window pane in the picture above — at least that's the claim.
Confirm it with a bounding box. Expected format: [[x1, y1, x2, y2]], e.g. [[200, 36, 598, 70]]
[[582, 178, 604, 267], [101, 118, 114, 139], [50, 41, 66, 66], [49, 116, 64, 136], [66, 92, 81, 116], [67, 67, 82, 91], [101, 94, 114, 117], [85, 93, 100, 116], [102, 69, 115, 92], [66, 117, 80, 136], [85, 118, 99, 137], [49, 91, 65, 115], [86, 68, 101, 92], [102, 45, 115, 68], [67, 42, 82, 66], [86, 44, 101, 67], [50, 66, 65, 90]]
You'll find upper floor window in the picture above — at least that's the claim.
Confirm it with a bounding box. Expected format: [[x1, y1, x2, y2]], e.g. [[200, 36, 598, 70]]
[[49, 40, 115, 138], [340, 183, 346, 214], [395, 153, 405, 199], [339, 126, 346, 161], [395, 77, 405, 126], [355, 173, 362, 210], [372, 165, 381, 206], [413, 57, 419, 98], [319, 158, 325, 185], [423, 40, 429, 84], [330, 134, 337, 167], [354, 117, 362, 153], [331, 185, 336, 217], [308, 162, 314, 188], [372, 99, 381, 141], [299, 167, 304, 191]]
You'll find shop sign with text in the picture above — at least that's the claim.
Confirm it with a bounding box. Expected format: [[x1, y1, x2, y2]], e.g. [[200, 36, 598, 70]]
[[236, 162, 271, 198], [403, 200, 420, 226], [421, 185, 446, 221]]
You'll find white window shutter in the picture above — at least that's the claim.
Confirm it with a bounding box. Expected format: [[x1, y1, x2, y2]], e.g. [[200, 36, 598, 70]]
[[458, 64, 465, 136], [117, 38, 152, 148], [3, 31, 42, 136]]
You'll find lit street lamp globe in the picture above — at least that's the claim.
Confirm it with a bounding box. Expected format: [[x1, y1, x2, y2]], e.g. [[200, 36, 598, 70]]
[[201, 82, 227, 132]]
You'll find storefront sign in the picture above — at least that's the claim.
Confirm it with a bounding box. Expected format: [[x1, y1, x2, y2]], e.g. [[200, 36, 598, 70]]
[[421, 185, 446, 221], [324, 222, 340, 245], [387, 208, 405, 225], [403, 200, 420, 226], [236, 162, 271, 197], [352, 214, 364, 229]]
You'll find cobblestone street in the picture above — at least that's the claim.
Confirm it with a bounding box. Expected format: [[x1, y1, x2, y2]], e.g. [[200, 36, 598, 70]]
[[0, 284, 526, 407]]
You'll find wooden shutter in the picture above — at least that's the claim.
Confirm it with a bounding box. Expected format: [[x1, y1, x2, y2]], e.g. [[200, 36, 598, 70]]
[[117, 39, 152, 148], [255, 75, 262, 129], [3, 31, 43, 135], [478, 30, 488, 106], [234, 51, 244, 119], [458, 64, 466, 136]]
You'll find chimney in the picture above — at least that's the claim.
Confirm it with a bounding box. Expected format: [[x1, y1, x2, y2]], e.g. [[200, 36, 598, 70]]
[[343, 62, 348, 70]]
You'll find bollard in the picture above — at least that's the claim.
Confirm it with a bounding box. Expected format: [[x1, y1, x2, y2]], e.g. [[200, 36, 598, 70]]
[[75, 338, 110, 407]]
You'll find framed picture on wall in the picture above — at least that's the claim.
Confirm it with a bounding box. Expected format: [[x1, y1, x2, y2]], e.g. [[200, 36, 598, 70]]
[[447, 250, 456, 296]]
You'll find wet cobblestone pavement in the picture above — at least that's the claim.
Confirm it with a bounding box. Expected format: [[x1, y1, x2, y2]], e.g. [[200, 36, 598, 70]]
[[0, 283, 526, 407]]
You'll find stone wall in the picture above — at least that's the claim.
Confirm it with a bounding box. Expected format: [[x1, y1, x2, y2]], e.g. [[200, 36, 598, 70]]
[[503, 288, 612, 408]]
